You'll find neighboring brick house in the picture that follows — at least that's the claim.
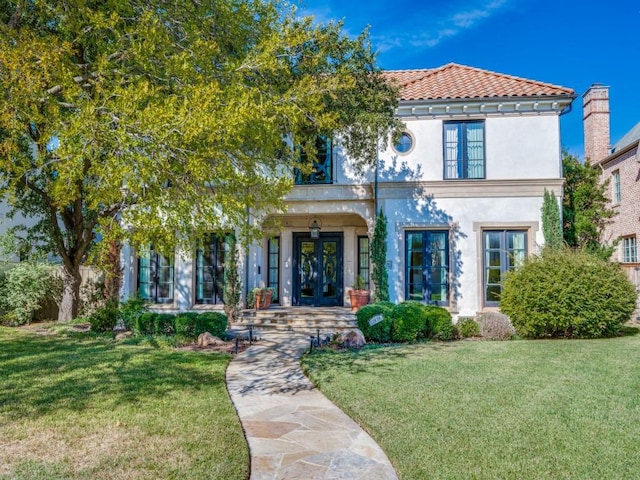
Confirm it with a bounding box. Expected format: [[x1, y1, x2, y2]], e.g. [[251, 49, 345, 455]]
[[583, 84, 640, 306], [122, 63, 575, 317]]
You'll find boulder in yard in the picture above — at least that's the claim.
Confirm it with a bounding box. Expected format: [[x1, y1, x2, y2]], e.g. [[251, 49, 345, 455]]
[[336, 329, 366, 349], [197, 332, 224, 348]]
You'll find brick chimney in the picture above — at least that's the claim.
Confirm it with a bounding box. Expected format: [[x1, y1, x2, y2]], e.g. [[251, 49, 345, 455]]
[[582, 84, 610, 163]]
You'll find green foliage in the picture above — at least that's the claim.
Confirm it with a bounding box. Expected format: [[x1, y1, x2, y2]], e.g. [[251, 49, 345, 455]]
[[371, 210, 389, 302], [541, 189, 563, 249], [353, 274, 367, 290], [425, 306, 455, 340], [500, 248, 637, 338], [0, 0, 402, 319], [389, 301, 428, 342], [119, 295, 149, 330], [0, 262, 62, 326], [223, 235, 241, 321], [356, 302, 394, 342], [175, 312, 227, 339], [88, 301, 120, 333], [457, 317, 480, 338], [479, 312, 516, 340], [562, 153, 616, 259], [135, 312, 158, 336], [154, 313, 176, 336]]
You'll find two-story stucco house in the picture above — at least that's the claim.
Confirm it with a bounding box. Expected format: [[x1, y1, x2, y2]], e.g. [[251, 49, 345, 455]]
[[121, 63, 575, 318]]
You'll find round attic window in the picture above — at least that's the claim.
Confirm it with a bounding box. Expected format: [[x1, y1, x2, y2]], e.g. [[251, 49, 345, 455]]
[[394, 132, 414, 154]]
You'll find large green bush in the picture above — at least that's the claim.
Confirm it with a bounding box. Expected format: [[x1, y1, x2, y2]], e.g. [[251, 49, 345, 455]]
[[0, 262, 62, 325], [175, 312, 227, 339], [389, 301, 429, 342], [88, 301, 120, 333], [356, 302, 394, 342], [500, 248, 637, 338], [424, 305, 454, 340], [154, 313, 176, 335], [135, 312, 158, 335]]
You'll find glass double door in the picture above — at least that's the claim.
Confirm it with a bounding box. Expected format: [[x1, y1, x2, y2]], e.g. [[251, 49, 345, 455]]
[[293, 233, 343, 306]]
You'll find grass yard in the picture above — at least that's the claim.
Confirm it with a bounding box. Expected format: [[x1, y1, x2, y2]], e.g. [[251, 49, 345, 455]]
[[302, 331, 640, 480], [0, 327, 248, 480]]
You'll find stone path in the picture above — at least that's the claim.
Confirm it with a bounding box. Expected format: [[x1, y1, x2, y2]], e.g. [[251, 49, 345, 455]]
[[226, 331, 398, 480]]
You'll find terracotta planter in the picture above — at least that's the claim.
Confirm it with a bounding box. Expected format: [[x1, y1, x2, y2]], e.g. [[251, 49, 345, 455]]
[[255, 290, 273, 310], [348, 289, 370, 311]]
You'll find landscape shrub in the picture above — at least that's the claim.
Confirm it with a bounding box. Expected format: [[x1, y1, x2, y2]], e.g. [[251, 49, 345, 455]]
[[0, 262, 62, 326], [500, 248, 637, 338], [356, 302, 394, 342], [174, 312, 202, 337], [457, 317, 480, 338], [424, 305, 454, 340], [479, 311, 516, 341], [389, 301, 429, 342], [154, 313, 176, 335], [196, 312, 228, 338], [119, 296, 148, 330], [88, 301, 120, 333], [135, 312, 158, 335]]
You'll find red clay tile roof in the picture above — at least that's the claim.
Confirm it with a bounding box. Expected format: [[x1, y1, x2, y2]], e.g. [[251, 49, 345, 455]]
[[383, 63, 575, 101]]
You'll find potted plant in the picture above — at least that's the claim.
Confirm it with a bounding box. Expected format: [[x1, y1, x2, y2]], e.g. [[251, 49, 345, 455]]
[[250, 287, 274, 310], [348, 275, 370, 311]]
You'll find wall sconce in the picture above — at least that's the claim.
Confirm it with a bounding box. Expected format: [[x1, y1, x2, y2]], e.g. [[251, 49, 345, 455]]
[[308, 218, 322, 239]]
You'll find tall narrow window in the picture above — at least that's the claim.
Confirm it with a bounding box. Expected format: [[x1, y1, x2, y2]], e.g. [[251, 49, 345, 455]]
[[444, 121, 485, 179], [612, 170, 621, 204], [484, 230, 527, 306], [196, 234, 227, 304], [267, 237, 280, 303], [623, 236, 637, 263], [138, 247, 174, 304], [357, 236, 370, 289], [405, 231, 449, 306], [295, 136, 333, 185]]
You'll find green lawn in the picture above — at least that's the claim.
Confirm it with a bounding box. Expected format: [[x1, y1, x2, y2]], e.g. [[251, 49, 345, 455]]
[[302, 332, 640, 480], [0, 327, 248, 480]]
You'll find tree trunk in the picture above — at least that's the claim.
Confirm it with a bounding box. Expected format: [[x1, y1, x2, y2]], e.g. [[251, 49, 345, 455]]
[[58, 265, 82, 322], [103, 240, 123, 304]]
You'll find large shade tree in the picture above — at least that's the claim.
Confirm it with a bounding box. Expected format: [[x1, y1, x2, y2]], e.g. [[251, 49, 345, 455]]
[[0, 0, 402, 320]]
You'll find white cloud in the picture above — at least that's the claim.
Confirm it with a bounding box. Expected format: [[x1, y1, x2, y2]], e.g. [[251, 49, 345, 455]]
[[374, 0, 513, 51]]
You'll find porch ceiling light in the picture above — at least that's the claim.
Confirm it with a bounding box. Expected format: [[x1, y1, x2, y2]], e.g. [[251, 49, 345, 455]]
[[309, 218, 322, 239]]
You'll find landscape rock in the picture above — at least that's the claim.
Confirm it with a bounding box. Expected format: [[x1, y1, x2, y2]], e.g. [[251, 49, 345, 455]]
[[197, 332, 225, 348], [336, 328, 366, 349], [115, 331, 134, 340]]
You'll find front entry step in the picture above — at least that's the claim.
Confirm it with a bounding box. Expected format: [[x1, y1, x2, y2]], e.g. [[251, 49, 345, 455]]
[[232, 306, 357, 332]]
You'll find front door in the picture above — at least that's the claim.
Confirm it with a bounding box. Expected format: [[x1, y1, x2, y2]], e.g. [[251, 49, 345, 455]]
[[293, 233, 343, 306]]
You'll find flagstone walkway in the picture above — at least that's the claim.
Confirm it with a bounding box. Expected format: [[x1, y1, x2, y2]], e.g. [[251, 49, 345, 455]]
[[226, 331, 398, 480]]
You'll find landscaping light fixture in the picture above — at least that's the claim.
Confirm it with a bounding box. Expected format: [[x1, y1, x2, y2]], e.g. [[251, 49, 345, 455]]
[[309, 218, 322, 239]]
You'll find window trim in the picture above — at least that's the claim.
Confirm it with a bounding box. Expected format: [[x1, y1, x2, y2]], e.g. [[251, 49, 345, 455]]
[[612, 170, 621, 205], [622, 236, 638, 263], [392, 131, 415, 156], [443, 120, 486, 180], [482, 230, 528, 307], [357, 235, 370, 290], [195, 234, 228, 305], [404, 229, 450, 306], [137, 247, 175, 305]]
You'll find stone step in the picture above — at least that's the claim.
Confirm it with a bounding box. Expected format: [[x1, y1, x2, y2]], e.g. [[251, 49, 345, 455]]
[[233, 306, 358, 332]]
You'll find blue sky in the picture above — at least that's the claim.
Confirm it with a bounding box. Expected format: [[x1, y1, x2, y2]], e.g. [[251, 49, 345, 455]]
[[298, 0, 640, 160]]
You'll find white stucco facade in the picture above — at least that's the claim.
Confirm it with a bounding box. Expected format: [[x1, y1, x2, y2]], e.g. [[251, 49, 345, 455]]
[[120, 65, 575, 318]]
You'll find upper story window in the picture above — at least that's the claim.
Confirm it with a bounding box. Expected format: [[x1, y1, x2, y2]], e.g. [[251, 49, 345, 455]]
[[393, 132, 414, 154], [612, 170, 621, 205], [623, 236, 637, 263], [444, 121, 485, 179], [138, 247, 174, 304], [295, 136, 332, 185]]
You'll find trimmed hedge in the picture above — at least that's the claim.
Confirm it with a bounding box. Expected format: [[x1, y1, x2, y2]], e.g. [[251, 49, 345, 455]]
[[389, 301, 429, 342], [356, 302, 394, 342], [134, 312, 157, 335], [154, 313, 176, 335], [424, 305, 454, 340], [500, 248, 637, 338], [457, 317, 480, 338], [88, 302, 120, 333], [175, 312, 227, 339]]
